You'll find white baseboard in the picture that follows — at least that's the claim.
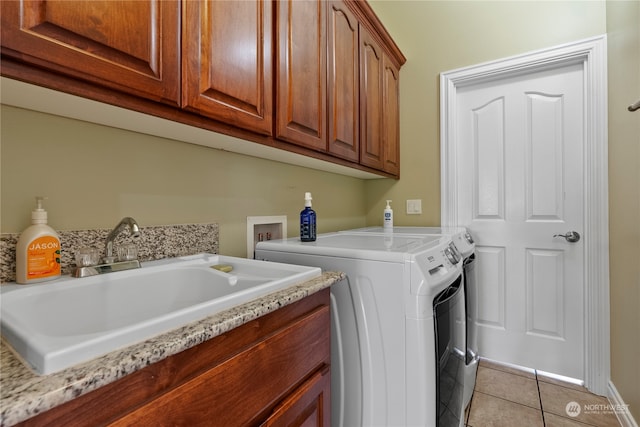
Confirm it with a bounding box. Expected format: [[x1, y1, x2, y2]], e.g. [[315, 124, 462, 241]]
[[609, 381, 638, 427]]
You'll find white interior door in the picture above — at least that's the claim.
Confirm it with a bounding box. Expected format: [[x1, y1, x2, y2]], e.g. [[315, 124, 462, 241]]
[[456, 62, 585, 379]]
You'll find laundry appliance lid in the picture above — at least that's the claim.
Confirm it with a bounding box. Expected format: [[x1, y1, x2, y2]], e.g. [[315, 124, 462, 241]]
[[255, 232, 450, 263], [344, 226, 467, 236], [343, 226, 475, 258]]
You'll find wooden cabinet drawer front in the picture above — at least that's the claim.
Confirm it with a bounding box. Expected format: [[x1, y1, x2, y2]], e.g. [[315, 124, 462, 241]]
[[110, 304, 330, 426], [0, 0, 180, 105], [261, 366, 330, 427]]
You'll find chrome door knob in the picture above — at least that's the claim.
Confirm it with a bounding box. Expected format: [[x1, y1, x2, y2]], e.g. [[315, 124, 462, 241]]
[[553, 231, 581, 243]]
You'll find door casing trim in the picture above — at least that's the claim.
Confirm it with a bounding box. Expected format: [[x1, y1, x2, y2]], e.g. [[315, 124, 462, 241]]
[[439, 35, 610, 395]]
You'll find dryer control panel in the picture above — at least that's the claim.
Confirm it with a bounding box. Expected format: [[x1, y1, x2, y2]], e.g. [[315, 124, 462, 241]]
[[444, 242, 462, 265]]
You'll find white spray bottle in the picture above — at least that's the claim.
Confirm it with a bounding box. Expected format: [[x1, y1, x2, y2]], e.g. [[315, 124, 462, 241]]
[[383, 200, 393, 230]]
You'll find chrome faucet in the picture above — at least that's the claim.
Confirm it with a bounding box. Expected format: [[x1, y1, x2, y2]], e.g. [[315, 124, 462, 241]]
[[73, 217, 142, 278], [105, 217, 141, 263]]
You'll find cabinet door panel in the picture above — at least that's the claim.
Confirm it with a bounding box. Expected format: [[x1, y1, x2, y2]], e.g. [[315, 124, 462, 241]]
[[0, 0, 180, 105], [359, 28, 384, 170], [109, 305, 330, 426], [383, 57, 400, 175], [182, 0, 273, 135], [261, 367, 331, 427], [276, 0, 327, 151], [327, 1, 359, 162]]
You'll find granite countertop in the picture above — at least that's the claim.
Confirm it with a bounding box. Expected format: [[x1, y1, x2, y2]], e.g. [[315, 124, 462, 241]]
[[0, 271, 344, 427]]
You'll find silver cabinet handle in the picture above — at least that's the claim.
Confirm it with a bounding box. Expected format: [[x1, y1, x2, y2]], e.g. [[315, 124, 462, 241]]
[[553, 231, 581, 243]]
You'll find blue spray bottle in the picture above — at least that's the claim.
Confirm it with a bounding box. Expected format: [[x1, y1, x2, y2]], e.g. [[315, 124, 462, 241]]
[[300, 192, 317, 242]]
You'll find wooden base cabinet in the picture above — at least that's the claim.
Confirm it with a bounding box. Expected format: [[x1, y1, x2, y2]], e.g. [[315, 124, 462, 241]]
[[261, 366, 330, 426], [16, 289, 331, 427]]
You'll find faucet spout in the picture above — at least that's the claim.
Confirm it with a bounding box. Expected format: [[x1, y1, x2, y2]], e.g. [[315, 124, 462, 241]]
[[105, 217, 140, 263]]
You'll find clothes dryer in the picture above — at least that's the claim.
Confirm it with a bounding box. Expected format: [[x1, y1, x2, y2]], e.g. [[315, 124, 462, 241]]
[[344, 227, 478, 411], [255, 232, 464, 427]]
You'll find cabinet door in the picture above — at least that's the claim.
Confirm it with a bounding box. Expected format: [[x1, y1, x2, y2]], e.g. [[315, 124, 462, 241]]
[[382, 56, 400, 175], [108, 304, 330, 427], [261, 367, 331, 427], [182, 0, 273, 136], [276, 0, 327, 152], [359, 28, 384, 170], [0, 0, 180, 105], [327, 1, 359, 163]]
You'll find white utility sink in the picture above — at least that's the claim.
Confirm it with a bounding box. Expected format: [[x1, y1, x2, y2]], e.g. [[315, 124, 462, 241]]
[[0, 254, 321, 375]]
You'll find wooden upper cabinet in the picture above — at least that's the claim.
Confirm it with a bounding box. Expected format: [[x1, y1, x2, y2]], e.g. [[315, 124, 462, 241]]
[[359, 26, 401, 175], [1, 0, 405, 177], [327, 1, 360, 163], [382, 56, 400, 175], [0, 0, 180, 105], [182, 0, 273, 136], [277, 0, 402, 175], [359, 27, 384, 170], [276, 0, 327, 152]]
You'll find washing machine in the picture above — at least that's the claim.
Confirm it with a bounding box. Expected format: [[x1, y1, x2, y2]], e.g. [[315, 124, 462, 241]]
[[344, 227, 478, 412], [255, 231, 464, 427]]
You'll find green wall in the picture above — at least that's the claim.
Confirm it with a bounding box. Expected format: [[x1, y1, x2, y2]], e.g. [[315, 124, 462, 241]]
[[606, 0, 640, 421], [0, 106, 367, 256], [365, 0, 606, 225]]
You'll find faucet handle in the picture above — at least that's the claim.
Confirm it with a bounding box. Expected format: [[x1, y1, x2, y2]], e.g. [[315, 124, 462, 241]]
[[75, 248, 101, 267], [117, 244, 138, 262], [103, 255, 117, 264]]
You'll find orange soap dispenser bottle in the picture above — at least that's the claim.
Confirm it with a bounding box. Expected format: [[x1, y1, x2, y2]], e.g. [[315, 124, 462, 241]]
[[16, 197, 61, 284]]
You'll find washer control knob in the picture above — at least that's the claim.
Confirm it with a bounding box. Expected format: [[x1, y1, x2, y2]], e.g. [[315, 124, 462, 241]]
[[444, 243, 461, 265], [464, 231, 474, 244]]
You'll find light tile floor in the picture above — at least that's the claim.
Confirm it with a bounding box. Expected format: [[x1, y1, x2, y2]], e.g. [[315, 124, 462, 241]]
[[465, 359, 622, 427]]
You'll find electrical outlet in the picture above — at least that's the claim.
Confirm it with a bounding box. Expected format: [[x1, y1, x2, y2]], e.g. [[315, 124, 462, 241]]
[[406, 199, 422, 215], [247, 216, 287, 259]]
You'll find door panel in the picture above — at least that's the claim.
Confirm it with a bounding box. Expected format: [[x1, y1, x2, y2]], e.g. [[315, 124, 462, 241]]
[[382, 56, 400, 175], [0, 0, 180, 105], [526, 93, 565, 221], [472, 97, 505, 220], [475, 246, 506, 329], [458, 63, 585, 379], [526, 248, 565, 338], [182, 0, 273, 135], [359, 29, 383, 170], [327, 1, 359, 162], [276, 0, 327, 151]]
